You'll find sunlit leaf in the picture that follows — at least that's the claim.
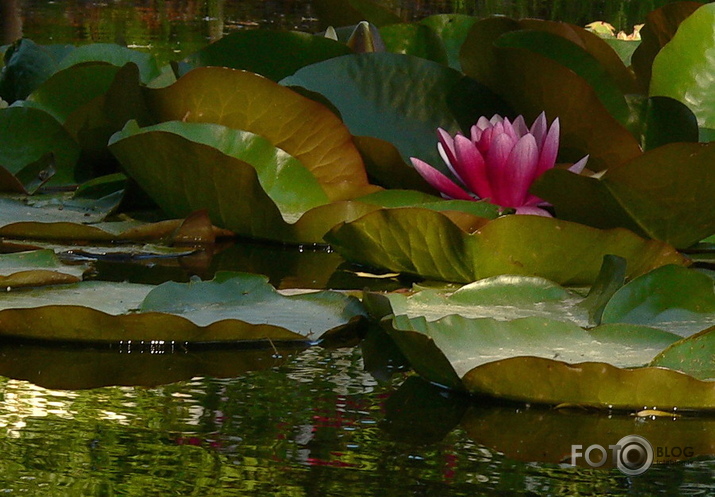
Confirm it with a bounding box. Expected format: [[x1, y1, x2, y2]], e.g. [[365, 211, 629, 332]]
[[326, 209, 688, 285], [0, 272, 366, 344], [650, 3, 715, 129], [651, 326, 715, 380], [145, 67, 373, 201]]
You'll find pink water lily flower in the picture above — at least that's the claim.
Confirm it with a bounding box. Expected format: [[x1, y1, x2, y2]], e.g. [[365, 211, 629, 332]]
[[410, 113, 588, 216]]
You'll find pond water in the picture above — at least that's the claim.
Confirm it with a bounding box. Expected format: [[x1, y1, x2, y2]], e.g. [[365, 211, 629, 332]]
[[1, 0, 715, 495]]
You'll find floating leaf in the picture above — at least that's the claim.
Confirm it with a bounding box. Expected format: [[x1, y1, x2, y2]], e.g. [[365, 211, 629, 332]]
[[181, 30, 352, 81], [419, 14, 477, 70], [0, 106, 80, 185], [0, 249, 87, 288], [601, 265, 715, 335], [460, 17, 642, 170], [283, 52, 509, 173], [650, 4, 715, 129], [0, 39, 71, 102], [0, 272, 366, 344], [379, 24, 448, 65], [533, 141, 715, 248], [111, 120, 329, 222], [651, 326, 715, 380], [326, 209, 688, 285], [632, 1, 703, 92], [145, 67, 373, 201]]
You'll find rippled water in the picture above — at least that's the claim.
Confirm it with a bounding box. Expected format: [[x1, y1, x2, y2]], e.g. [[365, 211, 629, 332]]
[[0, 344, 713, 496], [1, 1, 714, 494]]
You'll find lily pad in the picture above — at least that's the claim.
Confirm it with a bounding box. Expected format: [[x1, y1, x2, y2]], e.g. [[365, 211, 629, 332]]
[[326, 208, 688, 285], [0, 106, 80, 185], [54, 43, 161, 83], [0, 272, 366, 344], [181, 30, 352, 81], [533, 141, 715, 248], [379, 24, 448, 65], [0, 249, 88, 288], [418, 14, 477, 71], [282, 52, 509, 173], [145, 67, 373, 201], [0, 39, 71, 102]]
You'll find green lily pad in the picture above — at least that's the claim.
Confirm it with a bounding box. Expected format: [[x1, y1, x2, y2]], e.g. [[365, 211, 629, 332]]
[[326, 208, 688, 285], [650, 3, 715, 129], [110, 120, 329, 223], [633, 1, 704, 93], [0, 272, 366, 344], [0, 249, 88, 288], [379, 24, 448, 65], [534, 141, 715, 249], [651, 326, 715, 380], [601, 265, 715, 335], [0, 39, 72, 102], [282, 52, 509, 173], [418, 14, 477, 71], [388, 314, 714, 409], [460, 17, 642, 170], [145, 67, 374, 201], [181, 30, 352, 81], [0, 106, 80, 186]]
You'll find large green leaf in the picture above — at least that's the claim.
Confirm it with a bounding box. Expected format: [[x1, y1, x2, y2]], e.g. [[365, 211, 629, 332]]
[[111, 120, 329, 222], [0, 39, 71, 102], [601, 265, 715, 335], [651, 326, 715, 380], [282, 53, 509, 173], [632, 1, 703, 92], [650, 4, 715, 130], [419, 14, 477, 71], [181, 30, 352, 81], [326, 208, 688, 285], [0, 106, 80, 185], [145, 67, 374, 201], [533, 141, 715, 248], [0, 272, 366, 344], [0, 249, 88, 288], [379, 24, 448, 65], [460, 17, 642, 170]]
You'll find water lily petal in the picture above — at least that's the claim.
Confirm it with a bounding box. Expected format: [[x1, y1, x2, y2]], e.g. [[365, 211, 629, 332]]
[[514, 205, 552, 216], [410, 157, 475, 201], [485, 133, 517, 205], [476, 116, 493, 130], [453, 134, 491, 199], [512, 115, 529, 137], [536, 117, 560, 177], [437, 129, 465, 183], [501, 117, 520, 143], [530, 111, 548, 149], [568, 154, 590, 174], [497, 133, 539, 206]]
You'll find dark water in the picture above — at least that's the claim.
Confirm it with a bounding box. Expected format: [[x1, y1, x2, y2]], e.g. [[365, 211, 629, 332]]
[[0, 1, 714, 495]]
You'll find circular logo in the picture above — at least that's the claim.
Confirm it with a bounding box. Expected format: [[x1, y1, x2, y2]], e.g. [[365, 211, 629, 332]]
[[616, 435, 654, 476]]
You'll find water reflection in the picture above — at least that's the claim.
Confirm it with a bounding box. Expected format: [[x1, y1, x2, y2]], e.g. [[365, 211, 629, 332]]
[[0, 346, 712, 495]]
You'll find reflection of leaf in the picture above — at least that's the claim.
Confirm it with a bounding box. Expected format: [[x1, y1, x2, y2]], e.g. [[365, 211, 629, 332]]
[[327, 209, 687, 285], [462, 404, 715, 465], [0, 272, 366, 344], [0, 342, 302, 390], [145, 67, 373, 201]]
